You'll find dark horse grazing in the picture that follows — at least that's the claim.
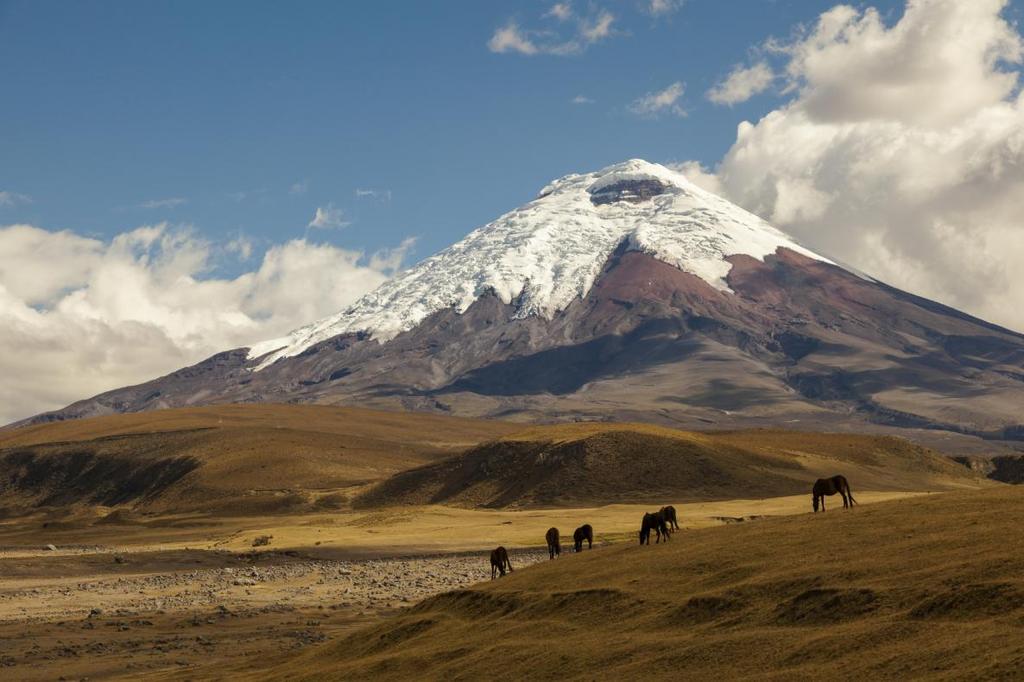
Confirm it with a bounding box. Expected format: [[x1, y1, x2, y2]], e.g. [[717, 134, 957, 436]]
[[545, 527, 561, 560], [660, 505, 680, 531], [490, 546, 513, 579], [639, 512, 670, 545], [573, 524, 593, 552], [812, 475, 857, 512]]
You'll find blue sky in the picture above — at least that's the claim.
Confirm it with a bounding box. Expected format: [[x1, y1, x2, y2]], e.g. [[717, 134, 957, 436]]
[[0, 0, 913, 268], [6, 0, 1024, 422]]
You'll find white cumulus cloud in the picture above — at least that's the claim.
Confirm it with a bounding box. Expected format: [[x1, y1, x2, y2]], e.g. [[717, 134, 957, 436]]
[[0, 223, 412, 424], [693, 0, 1024, 333]]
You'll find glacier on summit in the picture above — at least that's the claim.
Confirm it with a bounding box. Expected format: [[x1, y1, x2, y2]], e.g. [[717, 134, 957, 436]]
[[248, 159, 833, 368]]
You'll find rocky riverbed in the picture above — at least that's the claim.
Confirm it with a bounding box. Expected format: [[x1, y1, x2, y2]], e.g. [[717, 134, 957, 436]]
[[0, 547, 549, 680]]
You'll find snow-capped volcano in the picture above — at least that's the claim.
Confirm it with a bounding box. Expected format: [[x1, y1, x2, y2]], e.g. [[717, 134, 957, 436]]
[[248, 160, 831, 368], [24, 159, 1024, 454]]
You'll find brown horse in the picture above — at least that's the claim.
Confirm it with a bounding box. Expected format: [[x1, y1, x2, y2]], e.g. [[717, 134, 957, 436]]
[[660, 505, 680, 531], [812, 475, 857, 512], [545, 527, 561, 559], [573, 524, 593, 552], [639, 512, 670, 545], [490, 546, 513, 579]]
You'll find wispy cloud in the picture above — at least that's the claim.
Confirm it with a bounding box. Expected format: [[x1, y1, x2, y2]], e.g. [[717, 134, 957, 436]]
[[544, 2, 572, 21], [571, 95, 595, 104], [488, 23, 541, 55], [226, 188, 268, 203], [225, 232, 254, 260], [355, 188, 392, 203], [629, 81, 686, 117], [139, 197, 187, 210], [368, 236, 418, 272], [0, 191, 32, 207], [580, 10, 614, 43], [488, 7, 616, 56], [707, 62, 774, 105], [646, 0, 683, 17], [307, 203, 348, 229], [289, 180, 309, 196]]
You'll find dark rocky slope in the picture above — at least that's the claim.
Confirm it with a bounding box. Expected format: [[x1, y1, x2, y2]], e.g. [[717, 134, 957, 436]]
[[18, 246, 1024, 455]]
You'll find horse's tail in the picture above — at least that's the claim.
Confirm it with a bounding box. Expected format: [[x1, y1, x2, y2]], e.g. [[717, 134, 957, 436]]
[[847, 481, 857, 506]]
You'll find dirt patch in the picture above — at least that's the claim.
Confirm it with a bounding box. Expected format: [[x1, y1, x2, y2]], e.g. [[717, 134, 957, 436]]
[[0, 546, 548, 680]]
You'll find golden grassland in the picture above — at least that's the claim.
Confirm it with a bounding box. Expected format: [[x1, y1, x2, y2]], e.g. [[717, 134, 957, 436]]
[[0, 491, 926, 559], [0, 404, 991, 554], [0, 405, 1011, 679], [267, 486, 1024, 681]]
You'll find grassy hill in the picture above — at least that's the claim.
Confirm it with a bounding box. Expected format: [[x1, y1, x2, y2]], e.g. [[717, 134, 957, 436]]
[[358, 423, 987, 509], [0, 407, 989, 521], [269, 486, 1024, 680], [0, 404, 519, 515]]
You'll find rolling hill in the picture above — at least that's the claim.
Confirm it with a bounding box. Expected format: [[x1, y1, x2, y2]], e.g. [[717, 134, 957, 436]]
[[357, 423, 989, 509], [0, 407, 989, 519], [0, 404, 519, 515]]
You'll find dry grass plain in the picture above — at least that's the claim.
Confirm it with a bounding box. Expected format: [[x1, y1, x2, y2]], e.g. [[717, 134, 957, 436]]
[[0, 492, 936, 680], [275, 486, 1024, 681], [0, 405, 1008, 679]]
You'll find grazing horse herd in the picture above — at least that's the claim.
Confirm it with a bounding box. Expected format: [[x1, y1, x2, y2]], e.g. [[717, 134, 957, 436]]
[[490, 476, 856, 578]]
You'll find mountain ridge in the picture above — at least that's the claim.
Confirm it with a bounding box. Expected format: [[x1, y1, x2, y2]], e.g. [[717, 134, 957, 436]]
[[247, 159, 833, 367], [14, 160, 1024, 456]]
